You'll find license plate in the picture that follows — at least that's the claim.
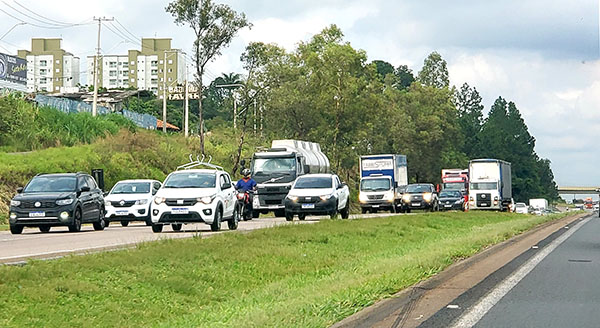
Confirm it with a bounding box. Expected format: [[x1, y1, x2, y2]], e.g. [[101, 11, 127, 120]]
[[172, 208, 189, 214], [411, 203, 421, 207], [302, 204, 315, 209], [116, 210, 129, 216], [29, 211, 45, 217], [372, 205, 380, 208], [480, 203, 488, 206], [445, 205, 452, 208]]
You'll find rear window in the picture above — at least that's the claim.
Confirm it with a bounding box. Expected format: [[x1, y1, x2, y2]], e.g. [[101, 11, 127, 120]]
[[294, 177, 332, 189]]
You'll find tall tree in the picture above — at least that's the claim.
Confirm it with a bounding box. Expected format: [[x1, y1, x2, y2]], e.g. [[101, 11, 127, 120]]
[[418, 51, 449, 88], [394, 64, 415, 90], [372, 60, 395, 81], [166, 0, 250, 154], [455, 82, 484, 157]]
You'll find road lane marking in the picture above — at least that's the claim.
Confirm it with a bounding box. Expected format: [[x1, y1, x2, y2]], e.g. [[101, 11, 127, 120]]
[[451, 216, 591, 328]]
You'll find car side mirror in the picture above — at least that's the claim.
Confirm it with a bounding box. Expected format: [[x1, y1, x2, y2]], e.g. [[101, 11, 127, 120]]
[[16, 187, 23, 193], [304, 165, 310, 174], [80, 186, 91, 192], [152, 189, 157, 195], [221, 183, 231, 190]]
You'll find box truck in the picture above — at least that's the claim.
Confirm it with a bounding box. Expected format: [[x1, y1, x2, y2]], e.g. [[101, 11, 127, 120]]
[[468, 159, 512, 211], [358, 154, 408, 213]]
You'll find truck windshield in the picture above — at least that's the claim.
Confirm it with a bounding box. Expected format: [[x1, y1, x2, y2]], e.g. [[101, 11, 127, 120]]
[[294, 177, 332, 189], [470, 182, 498, 190], [111, 182, 150, 194], [442, 182, 465, 190], [252, 158, 296, 174], [24, 176, 77, 192], [163, 172, 216, 188], [360, 178, 391, 191]]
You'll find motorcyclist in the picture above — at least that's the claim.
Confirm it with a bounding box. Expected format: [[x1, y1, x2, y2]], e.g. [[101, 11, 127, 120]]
[[236, 169, 257, 212]]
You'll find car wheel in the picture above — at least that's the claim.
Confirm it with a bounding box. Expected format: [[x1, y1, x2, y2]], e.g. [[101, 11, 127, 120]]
[[252, 210, 259, 219], [105, 220, 110, 227], [210, 207, 222, 232], [341, 201, 350, 219], [10, 225, 23, 235], [406, 208, 411, 214], [285, 211, 294, 221], [274, 209, 286, 218], [228, 207, 240, 230], [145, 220, 152, 226], [171, 223, 182, 232], [298, 214, 306, 221], [68, 208, 82, 232], [330, 202, 338, 219], [120, 221, 129, 227], [93, 217, 105, 231], [151, 224, 163, 233], [361, 208, 368, 214], [39, 225, 51, 233]]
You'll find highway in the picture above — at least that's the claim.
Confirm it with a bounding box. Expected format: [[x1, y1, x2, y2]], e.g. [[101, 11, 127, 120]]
[[0, 213, 392, 265]]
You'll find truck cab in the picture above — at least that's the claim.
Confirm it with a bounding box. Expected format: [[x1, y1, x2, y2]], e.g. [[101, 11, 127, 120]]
[[358, 154, 408, 214], [468, 159, 512, 211], [358, 175, 396, 213]]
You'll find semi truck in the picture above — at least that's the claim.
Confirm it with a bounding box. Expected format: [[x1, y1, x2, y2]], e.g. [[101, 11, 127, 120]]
[[441, 169, 469, 194], [358, 154, 408, 213], [247, 140, 330, 218], [468, 159, 512, 211]]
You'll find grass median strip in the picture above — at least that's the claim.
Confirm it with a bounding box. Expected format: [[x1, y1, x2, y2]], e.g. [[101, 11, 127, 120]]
[[0, 211, 574, 327]]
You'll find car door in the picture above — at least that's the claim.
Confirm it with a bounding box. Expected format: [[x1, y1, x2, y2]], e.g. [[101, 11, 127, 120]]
[[86, 176, 101, 220], [77, 176, 92, 221], [220, 174, 235, 218], [334, 175, 348, 210]]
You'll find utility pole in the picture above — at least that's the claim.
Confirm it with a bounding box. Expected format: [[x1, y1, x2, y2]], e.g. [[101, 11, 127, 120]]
[[184, 63, 189, 137], [162, 51, 167, 132], [92, 16, 113, 117], [233, 98, 237, 129]]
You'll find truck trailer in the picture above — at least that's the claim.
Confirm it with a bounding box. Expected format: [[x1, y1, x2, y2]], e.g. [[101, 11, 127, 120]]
[[249, 140, 330, 218], [468, 159, 512, 211], [358, 154, 408, 213]]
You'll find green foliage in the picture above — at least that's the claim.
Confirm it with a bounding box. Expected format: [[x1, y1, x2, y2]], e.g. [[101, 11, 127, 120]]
[[0, 211, 572, 327], [418, 51, 449, 88]]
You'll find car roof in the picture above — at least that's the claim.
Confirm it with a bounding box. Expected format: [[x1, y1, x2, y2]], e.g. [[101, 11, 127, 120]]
[[36, 173, 86, 177], [171, 169, 222, 174], [115, 179, 158, 183], [298, 174, 334, 178]]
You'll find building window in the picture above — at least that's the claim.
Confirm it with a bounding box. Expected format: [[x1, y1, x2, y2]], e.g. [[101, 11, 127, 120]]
[[109, 62, 117, 68], [40, 77, 47, 84], [109, 79, 117, 86], [39, 69, 47, 75], [160, 77, 164, 82], [122, 71, 128, 77], [159, 69, 163, 73], [151, 69, 158, 75], [168, 68, 172, 73], [56, 68, 60, 73], [151, 78, 158, 85], [109, 71, 117, 77], [168, 77, 172, 82], [130, 69, 134, 74], [159, 60, 163, 65], [56, 59, 60, 64], [151, 61, 158, 67], [55, 86, 59, 91], [168, 59, 173, 65], [131, 78, 135, 83]]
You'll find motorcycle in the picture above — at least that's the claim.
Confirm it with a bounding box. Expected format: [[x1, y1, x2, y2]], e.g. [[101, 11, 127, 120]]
[[236, 189, 253, 221]]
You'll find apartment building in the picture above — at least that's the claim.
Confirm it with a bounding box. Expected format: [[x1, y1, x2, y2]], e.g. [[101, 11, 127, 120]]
[[18, 38, 80, 93], [87, 38, 185, 95]]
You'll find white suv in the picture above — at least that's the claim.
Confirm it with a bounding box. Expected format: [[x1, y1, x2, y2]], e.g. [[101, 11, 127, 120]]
[[104, 179, 161, 227], [150, 167, 239, 232], [283, 173, 350, 221]]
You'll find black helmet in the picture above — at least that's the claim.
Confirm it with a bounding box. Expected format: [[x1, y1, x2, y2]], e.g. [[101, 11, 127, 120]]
[[242, 168, 251, 177]]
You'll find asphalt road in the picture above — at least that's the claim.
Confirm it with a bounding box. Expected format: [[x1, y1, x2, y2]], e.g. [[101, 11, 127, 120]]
[[0, 212, 393, 265], [420, 213, 600, 328]]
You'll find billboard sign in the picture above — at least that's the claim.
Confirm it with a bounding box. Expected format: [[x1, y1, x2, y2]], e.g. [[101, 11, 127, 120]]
[[0, 53, 26, 85]]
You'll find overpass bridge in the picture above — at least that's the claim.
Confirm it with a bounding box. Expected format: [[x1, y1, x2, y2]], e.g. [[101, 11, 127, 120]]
[[557, 186, 600, 194]]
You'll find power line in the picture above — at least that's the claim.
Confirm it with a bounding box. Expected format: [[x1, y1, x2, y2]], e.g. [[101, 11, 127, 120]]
[[0, 7, 92, 29], [12, 0, 79, 26], [114, 19, 139, 42], [2, 1, 70, 27]]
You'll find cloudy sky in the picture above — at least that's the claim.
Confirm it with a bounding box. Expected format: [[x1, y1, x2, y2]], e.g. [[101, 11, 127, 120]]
[[1, 0, 598, 189]]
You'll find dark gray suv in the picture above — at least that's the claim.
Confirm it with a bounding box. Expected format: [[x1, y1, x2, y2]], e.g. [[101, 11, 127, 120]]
[[400, 183, 439, 213], [8, 173, 106, 234]]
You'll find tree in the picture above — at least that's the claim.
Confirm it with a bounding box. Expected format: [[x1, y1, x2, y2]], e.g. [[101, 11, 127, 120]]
[[394, 64, 415, 90], [372, 60, 395, 81], [166, 0, 250, 154], [418, 51, 449, 88], [455, 82, 484, 157]]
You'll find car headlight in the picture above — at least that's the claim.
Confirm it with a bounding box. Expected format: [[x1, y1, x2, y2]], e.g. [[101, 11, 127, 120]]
[[320, 194, 333, 201], [136, 199, 149, 205], [383, 191, 394, 201], [454, 199, 463, 204], [154, 197, 165, 205], [197, 195, 216, 205], [10, 200, 21, 206], [56, 198, 74, 206], [104, 200, 112, 206], [359, 193, 368, 203], [423, 193, 433, 202], [402, 194, 411, 202], [287, 195, 299, 202]]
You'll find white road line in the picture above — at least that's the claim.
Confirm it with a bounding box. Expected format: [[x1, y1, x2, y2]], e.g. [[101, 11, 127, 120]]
[[451, 216, 591, 328]]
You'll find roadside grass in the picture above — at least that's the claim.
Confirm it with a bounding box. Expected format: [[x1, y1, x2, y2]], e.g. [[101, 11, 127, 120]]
[[0, 211, 576, 327]]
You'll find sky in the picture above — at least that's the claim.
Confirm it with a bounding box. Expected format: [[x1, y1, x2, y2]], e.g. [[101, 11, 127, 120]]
[[0, 0, 598, 189]]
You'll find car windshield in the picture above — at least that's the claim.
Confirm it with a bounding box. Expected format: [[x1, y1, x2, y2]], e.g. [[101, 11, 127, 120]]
[[111, 182, 151, 194], [294, 176, 332, 189], [516, 203, 526, 208], [252, 158, 296, 174], [471, 182, 498, 190], [440, 191, 461, 198], [406, 184, 431, 193], [163, 172, 216, 188], [361, 178, 391, 191], [24, 176, 77, 193]]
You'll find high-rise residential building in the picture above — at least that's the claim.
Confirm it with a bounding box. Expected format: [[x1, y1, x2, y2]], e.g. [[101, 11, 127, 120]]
[[18, 38, 80, 93], [87, 38, 185, 95]]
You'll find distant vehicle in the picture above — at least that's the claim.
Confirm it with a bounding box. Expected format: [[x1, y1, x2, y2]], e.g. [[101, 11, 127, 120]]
[[246, 140, 330, 218], [508, 198, 515, 212], [438, 190, 465, 211], [594, 203, 599, 212], [441, 169, 469, 203], [104, 179, 161, 227], [358, 154, 408, 214], [402, 183, 439, 212], [529, 198, 549, 211], [514, 202, 528, 214], [8, 173, 106, 234], [150, 157, 239, 233], [284, 173, 350, 221], [468, 159, 512, 211], [584, 197, 593, 210]]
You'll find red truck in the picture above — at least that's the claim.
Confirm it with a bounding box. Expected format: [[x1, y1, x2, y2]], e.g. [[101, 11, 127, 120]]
[[441, 169, 469, 205]]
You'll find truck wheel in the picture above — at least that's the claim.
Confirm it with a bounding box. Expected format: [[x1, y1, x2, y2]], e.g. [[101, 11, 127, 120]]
[[39, 225, 51, 233], [285, 211, 294, 221], [10, 225, 23, 235], [210, 208, 222, 232], [121, 221, 129, 227], [151, 224, 163, 233], [171, 223, 182, 232], [298, 214, 306, 221], [252, 211, 259, 219], [274, 209, 286, 218]]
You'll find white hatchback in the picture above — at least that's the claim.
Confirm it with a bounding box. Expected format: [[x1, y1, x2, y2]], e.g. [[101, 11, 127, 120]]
[[150, 168, 238, 232], [104, 179, 161, 226]]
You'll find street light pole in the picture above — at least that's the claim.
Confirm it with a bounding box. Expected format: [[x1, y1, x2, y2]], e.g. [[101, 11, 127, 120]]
[[92, 16, 113, 117], [162, 52, 167, 133]]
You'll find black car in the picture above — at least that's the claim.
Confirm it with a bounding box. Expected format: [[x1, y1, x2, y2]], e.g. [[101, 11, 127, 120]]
[[401, 183, 439, 212], [8, 173, 106, 234], [439, 190, 465, 211]]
